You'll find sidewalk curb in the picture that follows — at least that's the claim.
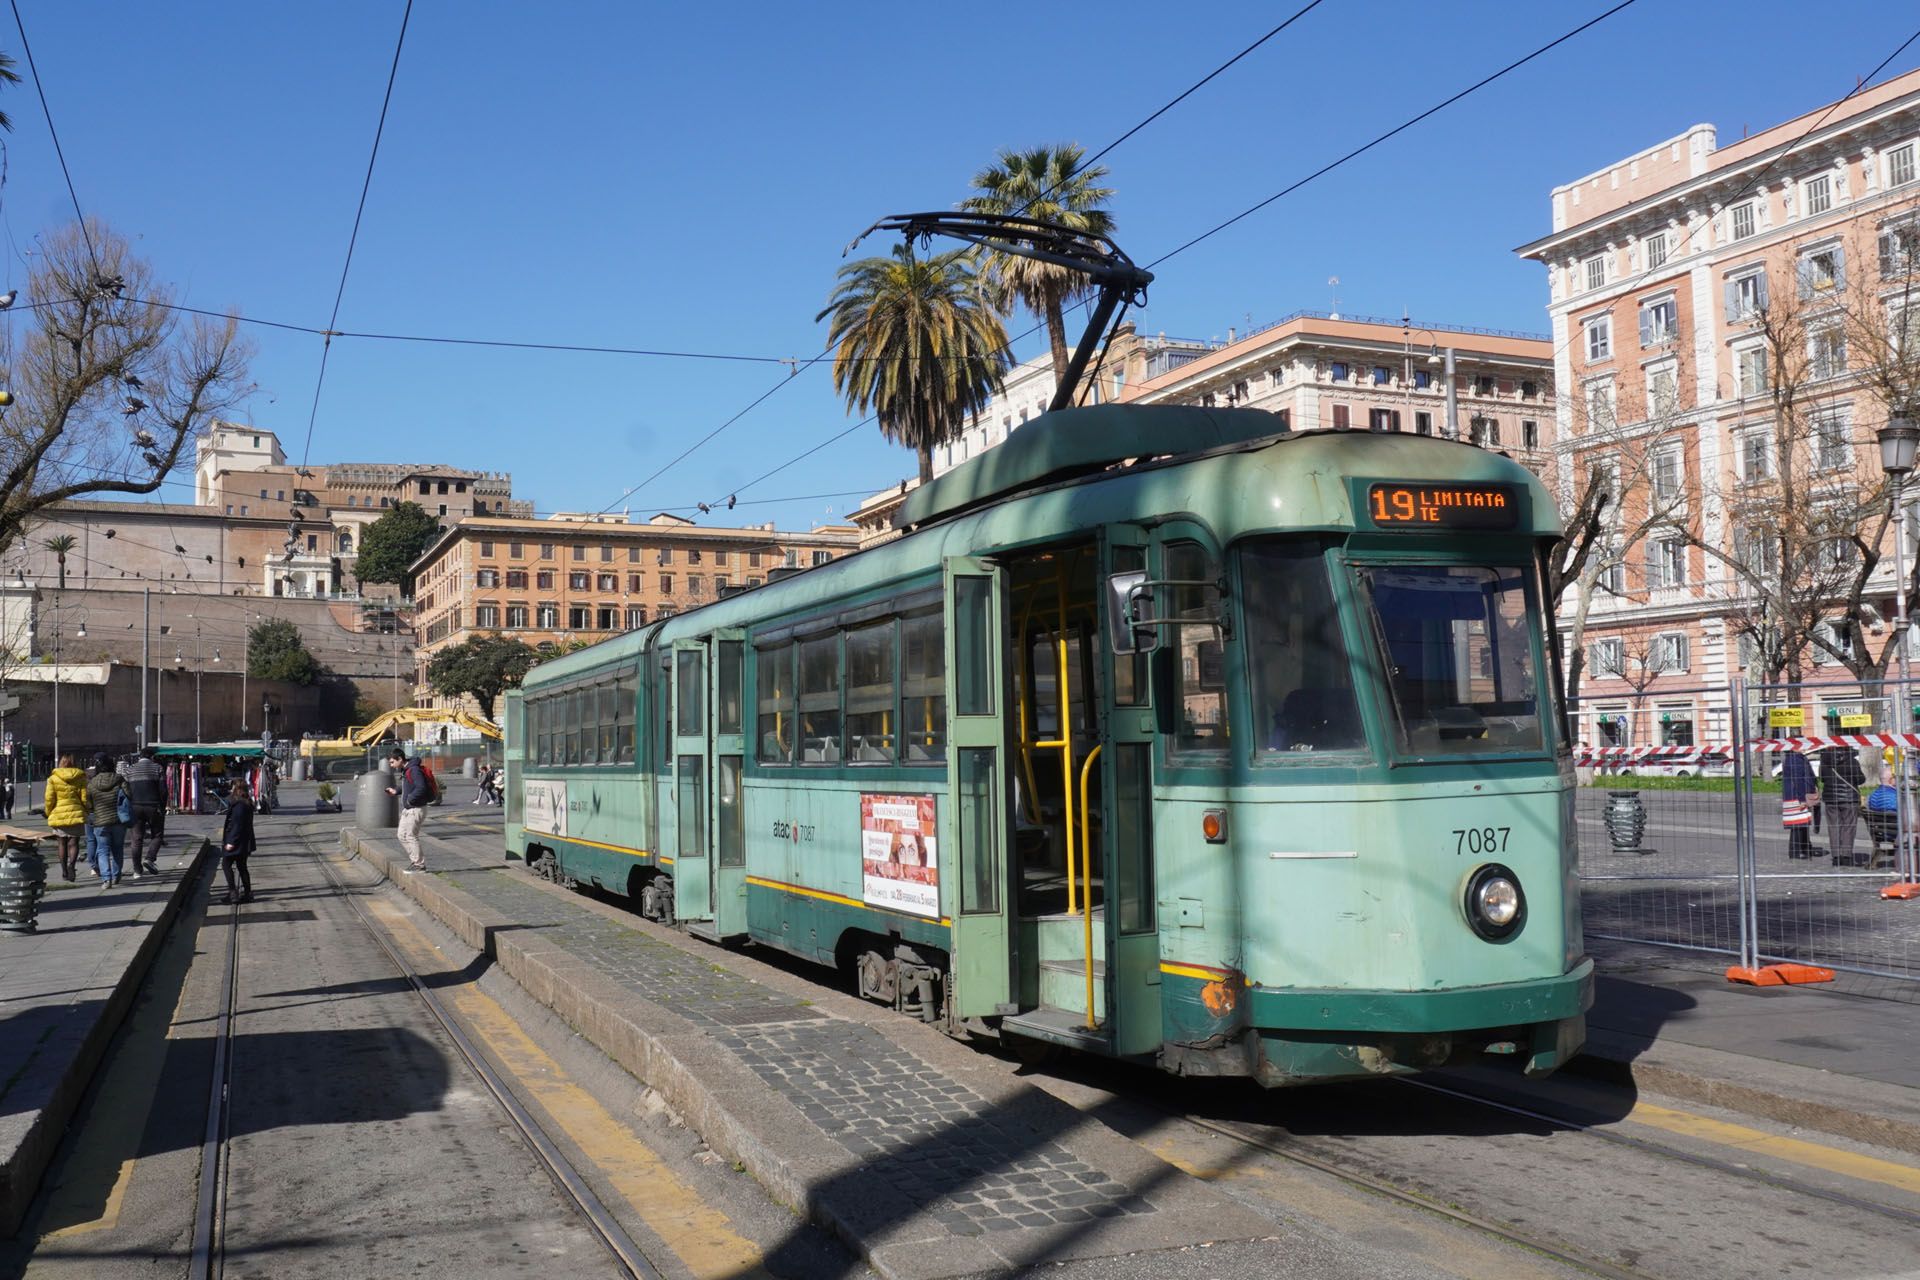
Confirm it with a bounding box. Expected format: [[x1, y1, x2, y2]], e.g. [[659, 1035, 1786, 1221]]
[[1572, 1030, 1920, 1156], [1, 837, 214, 1236], [334, 825, 1272, 1279]]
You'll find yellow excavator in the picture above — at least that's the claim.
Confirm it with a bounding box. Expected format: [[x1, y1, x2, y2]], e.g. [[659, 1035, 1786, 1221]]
[[299, 706, 502, 772]]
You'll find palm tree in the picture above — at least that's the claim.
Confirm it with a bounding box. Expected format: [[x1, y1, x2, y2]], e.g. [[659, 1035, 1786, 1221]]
[[961, 144, 1116, 396], [817, 246, 1011, 484], [0, 53, 19, 133], [42, 534, 76, 588]]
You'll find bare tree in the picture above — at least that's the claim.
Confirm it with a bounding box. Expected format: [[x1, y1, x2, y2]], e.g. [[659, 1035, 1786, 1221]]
[[0, 220, 254, 561], [1551, 346, 1694, 704], [1702, 222, 1920, 687], [1588, 632, 1681, 740]]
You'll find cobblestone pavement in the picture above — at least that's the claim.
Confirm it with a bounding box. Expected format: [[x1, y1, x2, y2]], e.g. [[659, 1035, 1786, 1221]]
[[424, 835, 1156, 1240]]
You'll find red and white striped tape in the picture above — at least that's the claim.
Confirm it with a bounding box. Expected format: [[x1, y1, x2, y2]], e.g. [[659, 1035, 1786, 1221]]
[[1576, 745, 1731, 767], [1748, 732, 1920, 752]]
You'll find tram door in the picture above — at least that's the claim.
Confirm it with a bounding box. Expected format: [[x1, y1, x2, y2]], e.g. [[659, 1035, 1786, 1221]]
[[943, 556, 1014, 1018], [707, 631, 748, 938], [1100, 526, 1161, 1056], [670, 640, 712, 923]]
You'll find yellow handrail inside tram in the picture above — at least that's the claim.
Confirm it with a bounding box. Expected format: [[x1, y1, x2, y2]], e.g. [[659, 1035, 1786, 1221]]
[[1078, 742, 1103, 1030]]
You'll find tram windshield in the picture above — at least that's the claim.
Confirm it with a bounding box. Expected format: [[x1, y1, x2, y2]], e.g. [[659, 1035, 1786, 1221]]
[[1354, 563, 1545, 757], [1242, 540, 1365, 756]]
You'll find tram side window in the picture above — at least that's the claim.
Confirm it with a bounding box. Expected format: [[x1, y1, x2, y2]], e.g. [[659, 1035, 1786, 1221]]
[[757, 643, 794, 764], [798, 634, 842, 763], [598, 683, 618, 763], [1167, 542, 1228, 756], [655, 656, 673, 777], [579, 687, 599, 765], [1242, 541, 1364, 756], [902, 608, 947, 763], [532, 697, 549, 766], [565, 688, 584, 765], [846, 620, 896, 763], [616, 675, 637, 763]]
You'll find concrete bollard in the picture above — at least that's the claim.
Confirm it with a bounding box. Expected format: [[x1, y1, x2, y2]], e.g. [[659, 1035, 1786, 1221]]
[[462, 757, 478, 778], [356, 770, 398, 831]]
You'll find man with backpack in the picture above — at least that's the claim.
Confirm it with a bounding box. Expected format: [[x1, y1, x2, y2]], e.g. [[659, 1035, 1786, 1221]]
[[384, 748, 436, 873]]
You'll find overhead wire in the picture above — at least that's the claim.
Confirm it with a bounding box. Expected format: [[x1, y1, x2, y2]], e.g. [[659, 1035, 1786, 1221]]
[[708, 0, 1644, 509], [593, 0, 1335, 517], [6, 0, 96, 270], [298, 0, 414, 469]]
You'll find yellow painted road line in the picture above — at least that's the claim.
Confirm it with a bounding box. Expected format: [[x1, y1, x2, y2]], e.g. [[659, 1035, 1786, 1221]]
[[42, 927, 201, 1237], [363, 896, 769, 1280], [1625, 1099, 1920, 1198]]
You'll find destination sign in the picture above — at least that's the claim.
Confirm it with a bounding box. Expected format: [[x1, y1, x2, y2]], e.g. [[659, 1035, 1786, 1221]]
[[1366, 482, 1520, 530]]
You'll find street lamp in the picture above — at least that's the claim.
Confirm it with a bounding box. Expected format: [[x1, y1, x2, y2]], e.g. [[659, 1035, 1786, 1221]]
[[1401, 315, 1442, 435], [1877, 414, 1920, 895]]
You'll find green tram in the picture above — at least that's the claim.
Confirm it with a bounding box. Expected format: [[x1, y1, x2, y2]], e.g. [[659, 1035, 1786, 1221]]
[[503, 405, 1591, 1085]]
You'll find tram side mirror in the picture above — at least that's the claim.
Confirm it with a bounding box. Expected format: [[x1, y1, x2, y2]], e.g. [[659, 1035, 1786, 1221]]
[[1106, 571, 1160, 655]]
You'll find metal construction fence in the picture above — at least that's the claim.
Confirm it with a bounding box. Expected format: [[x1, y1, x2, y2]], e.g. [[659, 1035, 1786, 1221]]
[[1572, 679, 1920, 983]]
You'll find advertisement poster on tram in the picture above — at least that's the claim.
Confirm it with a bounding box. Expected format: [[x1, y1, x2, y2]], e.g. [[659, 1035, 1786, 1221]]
[[860, 793, 939, 918], [524, 779, 568, 838]]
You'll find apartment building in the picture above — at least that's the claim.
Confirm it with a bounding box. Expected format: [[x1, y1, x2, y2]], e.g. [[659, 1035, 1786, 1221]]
[[409, 512, 861, 708], [1118, 311, 1556, 460], [1518, 68, 1920, 749]]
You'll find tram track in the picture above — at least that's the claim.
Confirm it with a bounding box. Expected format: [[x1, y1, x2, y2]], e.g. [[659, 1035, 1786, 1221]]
[[1132, 1065, 1920, 1280], [175, 825, 667, 1279]]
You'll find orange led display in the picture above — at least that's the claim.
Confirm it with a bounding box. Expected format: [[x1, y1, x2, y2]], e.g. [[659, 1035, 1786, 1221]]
[[1365, 482, 1520, 530]]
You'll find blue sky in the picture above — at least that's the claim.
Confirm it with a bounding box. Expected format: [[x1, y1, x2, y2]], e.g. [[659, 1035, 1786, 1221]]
[[4, 0, 1916, 531]]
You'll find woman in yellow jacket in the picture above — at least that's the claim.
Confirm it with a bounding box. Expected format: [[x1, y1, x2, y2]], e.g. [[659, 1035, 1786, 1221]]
[[43, 753, 89, 881]]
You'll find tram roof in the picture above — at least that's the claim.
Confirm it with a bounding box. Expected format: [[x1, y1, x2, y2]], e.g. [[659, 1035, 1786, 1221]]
[[898, 404, 1288, 529]]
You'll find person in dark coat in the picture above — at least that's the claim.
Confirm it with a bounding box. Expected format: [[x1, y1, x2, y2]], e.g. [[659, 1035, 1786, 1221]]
[[1780, 748, 1817, 860], [220, 778, 256, 904], [1820, 745, 1867, 866], [123, 745, 167, 875]]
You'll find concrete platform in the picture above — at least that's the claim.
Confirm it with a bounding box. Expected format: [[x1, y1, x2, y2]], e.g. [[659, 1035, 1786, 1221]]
[[0, 824, 215, 1235], [1576, 952, 1920, 1154], [336, 813, 1278, 1280]]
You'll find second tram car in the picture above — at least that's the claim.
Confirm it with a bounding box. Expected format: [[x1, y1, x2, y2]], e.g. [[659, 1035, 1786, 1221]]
[[504, 404, 1591, 1085]]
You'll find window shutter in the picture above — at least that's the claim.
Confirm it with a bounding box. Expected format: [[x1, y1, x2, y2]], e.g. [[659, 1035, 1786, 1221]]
[[1391, 410, 1402, 431], [1832, 244, 1847, 291], [1882, 230, 1897, 278], [1723, 278, 1738, 321], [1638, 307, 1652, 346], [1754, 271, 1769, 310]]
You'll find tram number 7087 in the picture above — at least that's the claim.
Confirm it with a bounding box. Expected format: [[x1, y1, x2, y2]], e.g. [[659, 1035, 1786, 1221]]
[[1453, 827, 1512, 856]]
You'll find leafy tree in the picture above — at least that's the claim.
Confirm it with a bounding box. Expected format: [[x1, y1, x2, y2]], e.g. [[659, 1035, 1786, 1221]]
[[961, 143, 1116, 394], [41, 533, 75, 588], [817, 246, 1011, 483], [353, 501, 441, 592], [0, 220, 253, 562], [426, 633, 536, 719], [248, 617, 321, 686], [352, 693, 387, 725]]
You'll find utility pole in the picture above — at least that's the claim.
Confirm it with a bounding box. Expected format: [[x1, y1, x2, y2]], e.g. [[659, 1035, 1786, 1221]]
[[139, 587, 150, 749]]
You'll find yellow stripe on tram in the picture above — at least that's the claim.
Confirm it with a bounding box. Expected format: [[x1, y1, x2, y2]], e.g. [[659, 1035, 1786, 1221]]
[[745, 875, 951, 927], [1159, 961, 1239, 983]]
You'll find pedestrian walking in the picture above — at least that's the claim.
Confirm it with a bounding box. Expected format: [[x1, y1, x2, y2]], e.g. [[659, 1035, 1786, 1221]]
[[85, 752, 132, 887], [43, 754, 88, 881], [1821, 744, 1867, 866], [0, 772, 14, 820], [220, 777, 255, 904], [385, 748, 434, 873], [1780, 747, 1817, 860], [124, 745, 167, 875]]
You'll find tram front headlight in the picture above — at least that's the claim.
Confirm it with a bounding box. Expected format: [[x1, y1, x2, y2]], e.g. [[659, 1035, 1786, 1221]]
[[1464, 863, 1526, 941]]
